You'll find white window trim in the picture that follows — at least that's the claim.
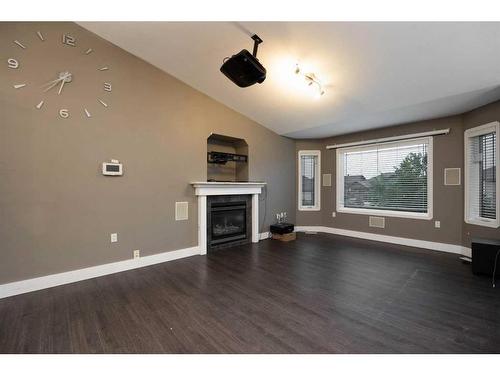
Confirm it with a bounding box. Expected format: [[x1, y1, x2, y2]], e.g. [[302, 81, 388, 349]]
[[464, 121, 500, 228], [336, 136, 433, 220], [298, 150, 321, 211]]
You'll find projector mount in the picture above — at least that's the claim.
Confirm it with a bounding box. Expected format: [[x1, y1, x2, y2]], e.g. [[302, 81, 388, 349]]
[[251, 34, 263, 57]]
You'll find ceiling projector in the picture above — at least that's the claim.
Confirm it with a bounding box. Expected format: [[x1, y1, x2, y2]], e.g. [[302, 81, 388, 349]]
[[220, 34, 266, 87]]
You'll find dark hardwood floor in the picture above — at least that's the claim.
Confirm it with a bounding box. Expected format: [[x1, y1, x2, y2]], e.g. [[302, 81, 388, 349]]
[[1, 233, 499, 353]]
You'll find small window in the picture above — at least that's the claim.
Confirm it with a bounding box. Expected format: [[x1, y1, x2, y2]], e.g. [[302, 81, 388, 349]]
[[298, 150, 321, 211], [336, 137, 433, 219], [465, 122, 499, 228]]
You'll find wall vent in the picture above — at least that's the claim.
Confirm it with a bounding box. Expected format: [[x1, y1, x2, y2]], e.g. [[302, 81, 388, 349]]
[[323, 173, 332, 187], [444, 168, 461, 186], [175, 202, 189, 221], [369, 216, 385, 228]]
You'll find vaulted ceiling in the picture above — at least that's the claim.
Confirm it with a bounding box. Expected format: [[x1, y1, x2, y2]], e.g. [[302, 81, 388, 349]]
[[79, 22, 500, 138]]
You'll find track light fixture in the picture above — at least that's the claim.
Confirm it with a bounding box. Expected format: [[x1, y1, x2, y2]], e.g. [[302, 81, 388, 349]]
[[295, 64, 325, 97]]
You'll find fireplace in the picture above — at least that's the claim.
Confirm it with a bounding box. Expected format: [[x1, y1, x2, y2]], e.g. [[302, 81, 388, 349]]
[[191, 181, 266, 254], [207, 195, 252, 251]]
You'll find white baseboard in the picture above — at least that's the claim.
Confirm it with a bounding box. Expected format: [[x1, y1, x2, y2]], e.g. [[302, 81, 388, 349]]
[[295, 226, 471, 257], [259, 232, 271, 240], [0, 245, 200, 299]]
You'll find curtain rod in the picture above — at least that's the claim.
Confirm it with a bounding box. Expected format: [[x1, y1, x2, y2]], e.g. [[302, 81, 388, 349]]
[[325, 128, 450, 150]]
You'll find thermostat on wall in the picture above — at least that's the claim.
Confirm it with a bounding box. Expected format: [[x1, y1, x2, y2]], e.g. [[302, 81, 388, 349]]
[[102, 159, 123, 176]]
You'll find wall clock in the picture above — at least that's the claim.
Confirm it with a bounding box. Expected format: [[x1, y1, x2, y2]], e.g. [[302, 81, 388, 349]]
[[6, 30, 112, 119]]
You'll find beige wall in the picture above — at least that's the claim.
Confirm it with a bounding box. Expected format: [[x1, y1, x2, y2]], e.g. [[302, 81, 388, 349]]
[[296, 102, 500, 247], [0, 22, 296, 284]]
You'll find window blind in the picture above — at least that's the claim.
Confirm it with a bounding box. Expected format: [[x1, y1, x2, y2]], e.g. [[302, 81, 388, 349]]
[[467, 131, 496, 221], [301, 154, 317, 207], [339, 139, 429, 214]]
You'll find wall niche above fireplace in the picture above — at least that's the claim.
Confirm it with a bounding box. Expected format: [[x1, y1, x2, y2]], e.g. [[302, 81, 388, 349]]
[[207, 134, 248, 182]]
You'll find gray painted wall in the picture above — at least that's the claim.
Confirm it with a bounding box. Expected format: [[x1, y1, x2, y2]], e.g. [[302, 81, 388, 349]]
[[2, 21, 499, 285], [296, 102, 500, 247], [0, 22, 296, 284]]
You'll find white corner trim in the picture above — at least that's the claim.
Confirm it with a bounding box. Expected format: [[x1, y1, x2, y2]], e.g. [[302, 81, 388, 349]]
[[252, 194, 260, 243], [295, 226, 471, 257], [0, 245, 200, 299], [259, 232, 271, 240]]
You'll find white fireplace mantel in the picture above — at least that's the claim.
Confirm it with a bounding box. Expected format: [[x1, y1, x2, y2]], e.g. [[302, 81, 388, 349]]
[[191, 182, 266, 255]]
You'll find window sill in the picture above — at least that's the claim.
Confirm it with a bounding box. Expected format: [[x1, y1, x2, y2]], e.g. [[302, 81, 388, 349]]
[[299, 207, 321, 212], [337, 206, 432, 220], [465, 218, 500, 228]]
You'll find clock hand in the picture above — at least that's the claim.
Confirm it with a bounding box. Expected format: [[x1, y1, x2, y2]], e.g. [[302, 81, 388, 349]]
[[41, 76, 65, 88], [41, 74, 70, 93], [57, 78, 66, 95], [43, 80, 62, 92]]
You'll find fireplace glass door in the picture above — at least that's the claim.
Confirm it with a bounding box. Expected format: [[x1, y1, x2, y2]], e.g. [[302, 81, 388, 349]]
[[210, 202, 247, 245]]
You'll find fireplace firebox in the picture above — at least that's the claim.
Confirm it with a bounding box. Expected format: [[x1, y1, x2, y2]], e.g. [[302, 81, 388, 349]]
[[207, 195, 252, 251]]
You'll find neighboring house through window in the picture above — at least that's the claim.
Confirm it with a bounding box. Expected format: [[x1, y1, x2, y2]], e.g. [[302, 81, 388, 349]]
[[336, 137, 433, 219]]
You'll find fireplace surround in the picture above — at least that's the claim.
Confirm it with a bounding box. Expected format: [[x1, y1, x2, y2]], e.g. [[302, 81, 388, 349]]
[[191, 182, 267, 254]]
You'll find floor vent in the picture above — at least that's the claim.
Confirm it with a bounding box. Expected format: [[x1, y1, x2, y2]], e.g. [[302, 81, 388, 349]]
[[369, 216, 385, 228]]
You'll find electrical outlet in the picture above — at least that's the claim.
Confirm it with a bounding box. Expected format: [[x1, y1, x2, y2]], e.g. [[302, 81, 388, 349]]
[[133, 250, 140, 259], [332, 212, 336, 217], [435, 221, 441, 228], [110, 233, 118, 243]]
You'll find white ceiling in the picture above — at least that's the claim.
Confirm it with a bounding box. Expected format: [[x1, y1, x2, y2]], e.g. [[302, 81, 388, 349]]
[[79, 22, 500, 139]]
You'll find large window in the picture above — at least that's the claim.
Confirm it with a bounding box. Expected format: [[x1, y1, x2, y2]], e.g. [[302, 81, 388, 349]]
[[298, 150, 321, 211], [465, 122, 499, 228], [336, 137, 433, 219]]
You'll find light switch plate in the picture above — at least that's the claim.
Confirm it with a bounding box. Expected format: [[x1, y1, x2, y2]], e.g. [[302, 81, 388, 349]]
[[435, 221, 441, 228], [332, 212, 336, 217], [110, 233, 118, 243]]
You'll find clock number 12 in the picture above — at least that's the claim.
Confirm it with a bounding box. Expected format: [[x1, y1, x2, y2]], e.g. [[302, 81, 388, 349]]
[[62, 34, 76, 47]]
